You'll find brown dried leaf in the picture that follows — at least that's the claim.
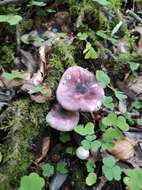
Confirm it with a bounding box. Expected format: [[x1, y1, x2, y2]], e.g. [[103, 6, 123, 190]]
[[36, 136, 50, 163], [127, 75, 142, 96]]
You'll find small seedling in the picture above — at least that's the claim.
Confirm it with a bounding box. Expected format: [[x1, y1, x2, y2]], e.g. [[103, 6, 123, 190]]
[[86, 172, 97, 186], [123, 169, 142, 190], [56, 162, 68, 174], [103, 96, 114, 110], [59, 132, 71, 143], [42, 163, 54, 177], [19, 172, 45, 190], [102, 157, 121, 181]]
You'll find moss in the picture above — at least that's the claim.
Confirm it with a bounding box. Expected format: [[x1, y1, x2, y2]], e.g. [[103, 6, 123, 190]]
[[0, 98, 49, 190], [47, 39, 76, 90]]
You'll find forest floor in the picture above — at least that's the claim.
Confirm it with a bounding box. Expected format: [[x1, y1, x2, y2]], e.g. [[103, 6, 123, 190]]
[[0, 0, 142, 190]]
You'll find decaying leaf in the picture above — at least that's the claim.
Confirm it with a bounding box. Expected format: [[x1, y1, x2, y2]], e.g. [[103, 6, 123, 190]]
[[127, 75, 142, 96], [35, 136, 50, 163]]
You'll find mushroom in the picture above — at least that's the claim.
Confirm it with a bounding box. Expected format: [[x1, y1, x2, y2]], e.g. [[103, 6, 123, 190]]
[[46, 104, 79, 131], [76, 146, 89, 160], [56, 66, 104, 112]]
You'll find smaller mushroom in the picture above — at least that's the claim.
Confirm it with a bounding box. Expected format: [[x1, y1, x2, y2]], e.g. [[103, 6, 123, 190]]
[[56, 66, 104, 112], [76, 146, 89, 160], [46, 104, 79, 131], [110, 138, 136, 160]]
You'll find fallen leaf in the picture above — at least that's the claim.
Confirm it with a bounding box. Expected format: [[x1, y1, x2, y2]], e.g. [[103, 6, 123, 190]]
[[36, 136, 50, 163]]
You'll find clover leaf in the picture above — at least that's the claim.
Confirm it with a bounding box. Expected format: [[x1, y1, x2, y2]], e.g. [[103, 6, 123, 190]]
[[42, 163, 54, 177], [96, 70, 110, 88], [103, 96, 114, 110], [56, 162, 68, 174], [86, 172, 97, 186], [74, 122, 94, 136], [102, 157, 121, 181], [19, 172, 45, 190], [123, 169, 142, 190]]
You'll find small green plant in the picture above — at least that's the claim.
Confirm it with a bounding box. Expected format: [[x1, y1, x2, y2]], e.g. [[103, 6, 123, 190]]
[[96, 70, 127, 101], [19, 172, 45, 190], [31, 86, 50, 95], [0, 15, 22, 25], [56, 162, 68, 174], [59, 132, 71, 143], [2, 71, 24, 80], [102, 157, 121, 181], [77, 32, 98, 59], [74, 122, 95, 136], [137, 119, 142, 126], [85, 160, 97, 186], [86, 172, 97, 186], [123, 169, 142, 190], [131, 101, 141, 109], [102, 112, 129, 131], [42, 163, 54, 177], [103, 96, 114, 110], [30, 0, 46, 6]]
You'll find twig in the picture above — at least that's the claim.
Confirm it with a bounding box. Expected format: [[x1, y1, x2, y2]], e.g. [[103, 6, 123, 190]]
[[92, 177, 106, 190], [16, 24, 21, 55], [126, 9, 142, 25]]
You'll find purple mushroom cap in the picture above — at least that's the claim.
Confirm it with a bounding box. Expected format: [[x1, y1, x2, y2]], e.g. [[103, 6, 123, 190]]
[[46, 104, 79, 131], [56, 66, 105, 112]]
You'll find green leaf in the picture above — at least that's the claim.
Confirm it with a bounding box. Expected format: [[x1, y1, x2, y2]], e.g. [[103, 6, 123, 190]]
[[96, 70, 110, 88], [129, 62, 140, 72], [42, 163, 54, 177], [47, 9, 56, 13], [90, 140, 101, 152], [83, 42, 91, 54], [31, 0, 46, 6], [96, 30, 117, 44], [81, 139, 91, 150], [59, 132, 70, 143], [66, 147, 76, 155], [74, 124, 87, 136], [86, 173, 97, 186], [19, 172, 45, 190], [74, 123, 95, 136], [123, 169, 142, 190], [137, 119, 142, 126], [86, 160, 96, 173], [21, 34, 29, 44], [103, 127, 124, 142], [112, 165, 121, 181], [93, 0, 110, 6], [2, 71, 24, 80], [101, 141, 114, 150], [77, 32, 88, 41], [102, 157, 121, 181], [32, 86, 50, 94], [85, 47, 98, 59], [85, 135, 96, 141], [114, 90, 127, 101], [0, 15, 22, 25], [117, 116, 129, 131], [102, 113, 117, 126], [84, 122, 95, 135], [132, 101, 141, 109], [0, 152, 2, 163], [103, 96, 114, 110], [103, 157, 116, 168], [56, 162, 68, 174]]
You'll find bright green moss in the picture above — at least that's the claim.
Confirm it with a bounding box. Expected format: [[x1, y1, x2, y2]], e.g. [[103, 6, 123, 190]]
[[0, 99, 49, 190]]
